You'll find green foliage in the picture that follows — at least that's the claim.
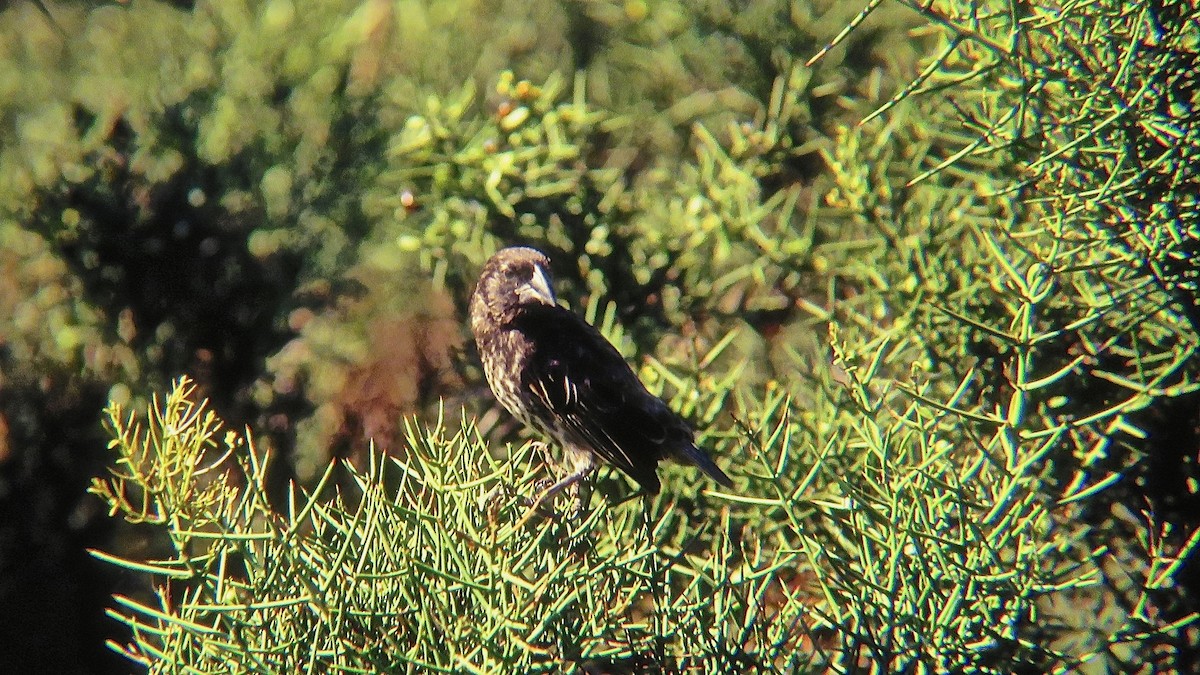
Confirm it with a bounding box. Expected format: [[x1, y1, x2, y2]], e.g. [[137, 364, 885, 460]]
[[803, 0, 1200, 669], [0, 0, 1195, 671], [92, 376, 819, 672]]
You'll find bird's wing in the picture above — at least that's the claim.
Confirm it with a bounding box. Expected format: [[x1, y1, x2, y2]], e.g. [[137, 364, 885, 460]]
[[515, 305, 678, 492]]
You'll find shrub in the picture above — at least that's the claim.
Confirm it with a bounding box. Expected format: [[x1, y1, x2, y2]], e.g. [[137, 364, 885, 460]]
[[2, 0, 1196, 671]]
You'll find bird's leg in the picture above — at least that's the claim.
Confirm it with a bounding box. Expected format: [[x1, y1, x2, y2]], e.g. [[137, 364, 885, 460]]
[[515, 465, 592, 529], [568, 479, 593, 520], [528, 442, 561, 492], [558, 448, 597, 519]]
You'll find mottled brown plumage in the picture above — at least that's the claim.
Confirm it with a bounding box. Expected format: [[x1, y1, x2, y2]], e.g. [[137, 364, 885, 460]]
[[469, 246, 733, 499]]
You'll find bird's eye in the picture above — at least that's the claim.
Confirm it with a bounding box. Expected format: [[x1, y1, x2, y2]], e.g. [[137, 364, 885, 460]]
[[514, 264, 534, 282]]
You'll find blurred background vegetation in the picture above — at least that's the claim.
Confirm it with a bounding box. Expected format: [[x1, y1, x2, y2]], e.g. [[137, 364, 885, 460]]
[[1, 0, 1197, 672]]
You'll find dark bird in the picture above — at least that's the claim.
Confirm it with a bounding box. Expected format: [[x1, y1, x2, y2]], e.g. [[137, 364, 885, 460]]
[[469, 246, 733, 503]]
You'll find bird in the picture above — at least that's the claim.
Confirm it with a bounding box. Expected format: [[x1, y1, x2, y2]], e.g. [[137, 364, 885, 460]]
[[469, 246, 733, 508]]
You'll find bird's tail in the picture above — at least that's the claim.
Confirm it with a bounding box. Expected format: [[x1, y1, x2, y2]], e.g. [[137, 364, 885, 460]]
[[678, 444, 734, 488]]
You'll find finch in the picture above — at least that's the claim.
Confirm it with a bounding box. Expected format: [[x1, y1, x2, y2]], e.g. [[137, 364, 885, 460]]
[[469, 246, 733, 501]]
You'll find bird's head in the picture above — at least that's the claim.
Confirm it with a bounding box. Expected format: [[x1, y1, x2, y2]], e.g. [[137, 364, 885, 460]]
[[469, 247, 557, 332]]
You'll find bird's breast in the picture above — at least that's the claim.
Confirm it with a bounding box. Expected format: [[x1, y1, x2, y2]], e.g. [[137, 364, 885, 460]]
[[479, 329, 540, 425]]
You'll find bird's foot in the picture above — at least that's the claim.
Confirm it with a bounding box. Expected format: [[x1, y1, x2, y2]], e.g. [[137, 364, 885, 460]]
[[528, 441, 552, 463], [513, 469, 591, 529], [478, 483, 513, 529], [512, 478, 563, 529], [514, 495, 561, 530]]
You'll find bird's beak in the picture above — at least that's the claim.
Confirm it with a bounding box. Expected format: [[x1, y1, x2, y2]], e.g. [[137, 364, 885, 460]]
[[519, 264, 557, 306]]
